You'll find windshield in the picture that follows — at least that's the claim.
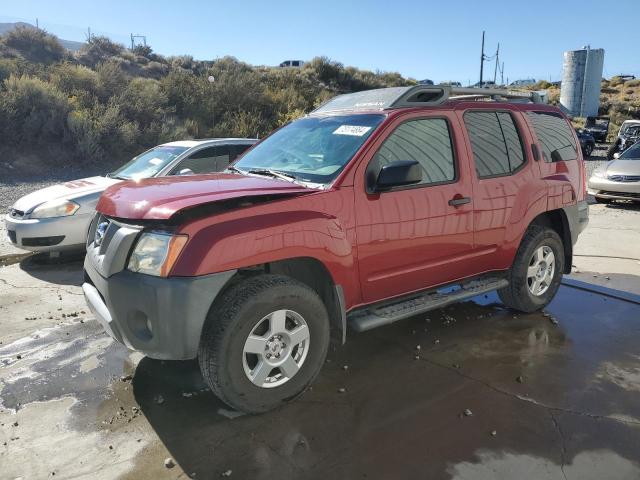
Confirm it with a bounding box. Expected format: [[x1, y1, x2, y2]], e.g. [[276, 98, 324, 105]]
[[619, 142, 640, 160], [621, 124, 640, 136], [233, 114, 384, 184], [110, 146, 188, 180]]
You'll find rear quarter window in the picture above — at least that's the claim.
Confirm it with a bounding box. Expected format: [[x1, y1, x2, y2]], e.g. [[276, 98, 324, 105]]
[[526, 111, 578, 162]]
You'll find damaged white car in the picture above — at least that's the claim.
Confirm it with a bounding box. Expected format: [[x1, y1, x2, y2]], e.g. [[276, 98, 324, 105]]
[[5, 138, 256, 254]]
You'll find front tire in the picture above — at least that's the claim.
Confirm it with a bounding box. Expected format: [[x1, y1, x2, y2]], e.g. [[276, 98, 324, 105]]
[[198, 274, 330, 413], [595, 196, 611, 204], [498, 226, 564, 313]]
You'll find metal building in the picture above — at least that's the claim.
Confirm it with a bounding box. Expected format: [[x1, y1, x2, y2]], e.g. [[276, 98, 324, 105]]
[[560, 46, 605, 117]]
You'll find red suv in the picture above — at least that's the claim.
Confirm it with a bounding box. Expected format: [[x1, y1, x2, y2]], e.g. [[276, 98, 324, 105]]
[[83, 86, 588, 413]]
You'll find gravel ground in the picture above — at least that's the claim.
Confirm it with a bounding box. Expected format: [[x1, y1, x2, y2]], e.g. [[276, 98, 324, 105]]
[[0, 167, 104, 212], [584, 143, 609, 177]]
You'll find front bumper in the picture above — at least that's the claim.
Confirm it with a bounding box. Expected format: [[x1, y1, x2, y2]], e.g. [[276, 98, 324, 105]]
[[588, 176, 640, 201], [4, 213, 93, 252], [83, 255, 236, 360]]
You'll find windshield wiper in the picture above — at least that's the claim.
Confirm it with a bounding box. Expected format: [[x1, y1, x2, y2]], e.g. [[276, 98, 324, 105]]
[[247, 168, 297, 183], [226, 165, 243, 174], [107, 173, 129, 180]]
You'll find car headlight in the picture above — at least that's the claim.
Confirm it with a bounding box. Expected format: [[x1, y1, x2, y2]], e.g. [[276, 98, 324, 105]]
[[127, 232, 188, 277], [30, 199, 80, 219], [592, 169, 605, 178]]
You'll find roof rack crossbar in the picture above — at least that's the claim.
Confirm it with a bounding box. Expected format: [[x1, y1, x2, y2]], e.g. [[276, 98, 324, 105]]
[[310, 85, 547, 115]]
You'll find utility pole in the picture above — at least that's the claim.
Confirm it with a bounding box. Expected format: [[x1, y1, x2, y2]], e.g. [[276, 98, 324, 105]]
[[35, 18, 39, 29], [500, 62, 505, 85], [130, 34, 147, 50], [479, 31, 485, 87], [493, 43, 500, 84]]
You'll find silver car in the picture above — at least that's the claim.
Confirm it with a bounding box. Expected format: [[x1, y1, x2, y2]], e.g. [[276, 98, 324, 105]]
[[5, 138, 257, 254], [588, 141, 640, 203]]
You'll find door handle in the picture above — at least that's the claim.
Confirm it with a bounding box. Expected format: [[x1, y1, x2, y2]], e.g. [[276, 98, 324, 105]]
[[448, 196, 471, 207]]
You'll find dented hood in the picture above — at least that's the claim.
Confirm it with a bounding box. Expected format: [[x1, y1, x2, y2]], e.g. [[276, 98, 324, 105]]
[[13, 176, 119, 213], [96, 173, 317, 220]]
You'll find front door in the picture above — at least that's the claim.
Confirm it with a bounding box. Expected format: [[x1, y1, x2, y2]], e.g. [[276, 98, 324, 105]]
[[355, 112, 475, 303]]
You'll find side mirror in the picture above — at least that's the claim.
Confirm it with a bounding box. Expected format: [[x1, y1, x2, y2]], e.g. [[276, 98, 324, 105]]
[[374, 160, 422, 191], [613, 153, 620, 159], [177, 168, 194, 176]]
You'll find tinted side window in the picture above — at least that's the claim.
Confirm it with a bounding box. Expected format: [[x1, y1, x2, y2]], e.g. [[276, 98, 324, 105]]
[[464, 111, 526, 178], [370, 118, 455, 186], [231, 143, 252, 161], [526, 111, 577, 162], [173, 146, 230, 174]]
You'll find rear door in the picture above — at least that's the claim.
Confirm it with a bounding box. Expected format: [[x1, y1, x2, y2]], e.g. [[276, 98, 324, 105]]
[[459, 107, 542, 272], [355, 111, 476, 303]]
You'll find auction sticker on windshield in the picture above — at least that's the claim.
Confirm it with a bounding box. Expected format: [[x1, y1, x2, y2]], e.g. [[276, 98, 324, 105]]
[[333, 125, 372, 136]]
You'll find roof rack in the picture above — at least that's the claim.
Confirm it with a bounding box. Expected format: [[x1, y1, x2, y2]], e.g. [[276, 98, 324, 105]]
[[311, 85, 547, 115]]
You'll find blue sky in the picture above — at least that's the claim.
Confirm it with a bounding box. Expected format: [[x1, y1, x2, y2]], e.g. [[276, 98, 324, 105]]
[[2, 0, 638, 83]]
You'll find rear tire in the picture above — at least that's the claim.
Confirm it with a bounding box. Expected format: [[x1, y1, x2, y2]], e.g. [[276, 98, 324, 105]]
[[198, 274, 330, 413], [584, 143, 594, 157], [498, 225, 564, 313]]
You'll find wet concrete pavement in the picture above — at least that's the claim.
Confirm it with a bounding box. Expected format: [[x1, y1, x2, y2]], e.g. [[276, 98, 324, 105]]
[[1, 255, 640, 479]]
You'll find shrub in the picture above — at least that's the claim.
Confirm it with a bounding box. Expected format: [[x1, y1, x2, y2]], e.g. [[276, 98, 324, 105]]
[[1, 25, 66, 64], [609, 76, 624, 87], [95, 60, 129, 101], [49, 62, 98, 97], [534, 80, 552, 89], [117, 77, 170, 128], [76, 36, 125, 68], [0, 74, 70, 146]]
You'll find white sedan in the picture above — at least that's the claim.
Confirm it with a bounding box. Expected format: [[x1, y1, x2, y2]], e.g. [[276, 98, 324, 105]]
[[5, 138, 257, 254]]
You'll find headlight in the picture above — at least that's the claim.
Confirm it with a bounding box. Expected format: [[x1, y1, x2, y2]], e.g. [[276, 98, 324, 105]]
[[127, 232, 188, 277], [592, 169, 605, 178], [30, 199, 80, 219]]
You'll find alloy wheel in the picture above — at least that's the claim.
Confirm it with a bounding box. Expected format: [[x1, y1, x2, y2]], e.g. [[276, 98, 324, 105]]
[[527, 245, 555, 296], [242, 309, 310, 388]]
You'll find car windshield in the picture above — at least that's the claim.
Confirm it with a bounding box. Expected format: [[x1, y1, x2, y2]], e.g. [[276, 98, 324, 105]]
[[233, 114, 384, 185], [619, 142, 640, 160], [621, 124, 640, 136], [110, 146, 188, 180]]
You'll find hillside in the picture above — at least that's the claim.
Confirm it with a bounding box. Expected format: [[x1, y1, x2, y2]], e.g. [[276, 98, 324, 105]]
[[0, 25, 412, 175], [528, 80, 640, 141], [2, 25, 638, 177], [0, 22, 84, 51]]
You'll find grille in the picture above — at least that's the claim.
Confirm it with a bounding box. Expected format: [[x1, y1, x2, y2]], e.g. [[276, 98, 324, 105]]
[[607, 175, 640, 183], [7, 229, 17, 244]]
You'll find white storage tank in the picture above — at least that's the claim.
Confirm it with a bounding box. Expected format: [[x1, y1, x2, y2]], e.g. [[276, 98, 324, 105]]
[[560, 47, 604, 117]]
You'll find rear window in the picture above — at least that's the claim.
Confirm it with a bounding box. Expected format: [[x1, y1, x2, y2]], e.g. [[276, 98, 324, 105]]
[[526, 111, 578, 162], [464, 111, 526, 178]]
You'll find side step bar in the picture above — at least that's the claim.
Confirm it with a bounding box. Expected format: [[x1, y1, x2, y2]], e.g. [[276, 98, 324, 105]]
[[348, 277, 509, 332]]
